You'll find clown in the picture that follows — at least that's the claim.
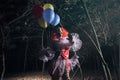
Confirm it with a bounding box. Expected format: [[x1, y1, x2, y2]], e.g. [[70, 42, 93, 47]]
[[50, 26, 82, 79], [39, 26, 82, 80]]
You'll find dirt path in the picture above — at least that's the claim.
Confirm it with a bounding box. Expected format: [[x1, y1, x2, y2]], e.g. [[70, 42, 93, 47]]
[[4, 72, 51, 80]]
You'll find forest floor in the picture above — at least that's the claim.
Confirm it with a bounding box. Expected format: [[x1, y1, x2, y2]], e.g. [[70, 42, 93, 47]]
[[3, 71, 118, 80], [4, 72, 51, 80]]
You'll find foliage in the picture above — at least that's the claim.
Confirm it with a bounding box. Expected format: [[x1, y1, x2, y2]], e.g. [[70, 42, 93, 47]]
[[0, 0, 119, 80]]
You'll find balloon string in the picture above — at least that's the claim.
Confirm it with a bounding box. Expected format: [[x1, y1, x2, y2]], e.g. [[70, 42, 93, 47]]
[[60, 22, 63, 27], [42, 61, 45, 80], [41, 29, 44, 49], [41, 29, 45, 80]]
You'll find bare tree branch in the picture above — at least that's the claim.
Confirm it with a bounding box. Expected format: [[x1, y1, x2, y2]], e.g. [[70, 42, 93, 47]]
[[118, 37, 120, 80], [7, 8, 32, 25], [1, 26, 6, 80], [23, 37, 29, 72], [81, 0, 112, 80]]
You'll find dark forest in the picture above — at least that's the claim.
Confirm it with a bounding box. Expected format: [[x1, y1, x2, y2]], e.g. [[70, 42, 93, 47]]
[[0, 0, 119, 80]]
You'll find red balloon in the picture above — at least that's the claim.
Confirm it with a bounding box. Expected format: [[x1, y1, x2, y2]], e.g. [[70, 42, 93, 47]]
[[32, 5, 43, 18]]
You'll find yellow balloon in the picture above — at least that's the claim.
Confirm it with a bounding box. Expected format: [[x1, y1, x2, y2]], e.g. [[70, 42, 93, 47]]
[[43, 3, 54, 10], [38, 18, 48, 28]]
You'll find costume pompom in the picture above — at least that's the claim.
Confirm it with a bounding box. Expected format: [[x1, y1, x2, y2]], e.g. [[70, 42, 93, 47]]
[[39, 47, 55, 62], [57, 37, 73, 50], [69, 55, 79, 70], [70, 33, 82, 52]]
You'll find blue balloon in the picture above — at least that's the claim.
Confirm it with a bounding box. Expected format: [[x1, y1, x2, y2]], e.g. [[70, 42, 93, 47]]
[[51, 14, 60, 26], [43, 8, 55, 23]]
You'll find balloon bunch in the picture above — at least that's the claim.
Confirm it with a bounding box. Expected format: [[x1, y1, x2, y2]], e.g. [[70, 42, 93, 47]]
[[32, 3, 60, 28]]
